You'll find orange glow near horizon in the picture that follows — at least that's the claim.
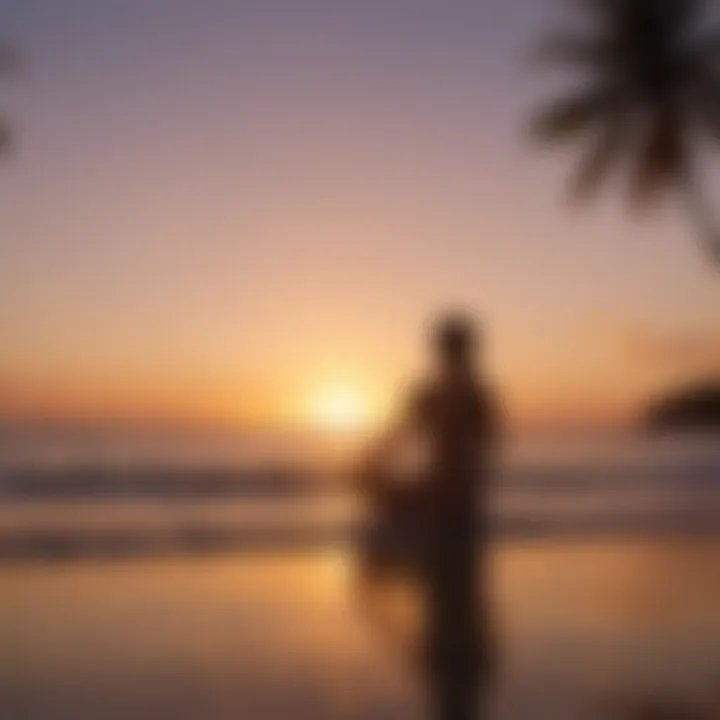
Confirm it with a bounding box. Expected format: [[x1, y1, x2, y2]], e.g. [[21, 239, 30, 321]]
[[0, 355, 680, 433], [2, 1, 719, 435], [303, 381, 374, 433]]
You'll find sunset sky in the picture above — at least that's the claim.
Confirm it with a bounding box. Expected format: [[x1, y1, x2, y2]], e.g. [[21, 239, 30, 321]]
[[1, 0, 719, 431]]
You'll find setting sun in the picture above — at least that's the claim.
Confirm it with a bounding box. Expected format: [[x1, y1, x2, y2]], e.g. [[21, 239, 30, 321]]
[[309, 384, 369, 432]]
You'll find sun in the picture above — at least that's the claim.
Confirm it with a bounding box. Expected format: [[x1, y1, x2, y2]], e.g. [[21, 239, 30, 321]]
[[309, 384, 368, 432]]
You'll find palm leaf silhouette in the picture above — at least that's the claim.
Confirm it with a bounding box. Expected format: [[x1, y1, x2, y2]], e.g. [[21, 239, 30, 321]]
[[532, 0, 720, 266], [0, 43, 18, 154]]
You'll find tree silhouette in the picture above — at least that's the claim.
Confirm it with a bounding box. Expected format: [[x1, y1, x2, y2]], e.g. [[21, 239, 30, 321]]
[[532, 0, 720, 266], [0, 43, 18, 154]]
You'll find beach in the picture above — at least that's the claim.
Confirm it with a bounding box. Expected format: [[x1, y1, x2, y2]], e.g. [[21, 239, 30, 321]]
[[1, 536, 719, 720], [1, 431, 718, 718], [5, 0, 720, 715]]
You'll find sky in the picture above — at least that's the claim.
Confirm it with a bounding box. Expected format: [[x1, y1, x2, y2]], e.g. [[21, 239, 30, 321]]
[[0, 0, 719, 431]]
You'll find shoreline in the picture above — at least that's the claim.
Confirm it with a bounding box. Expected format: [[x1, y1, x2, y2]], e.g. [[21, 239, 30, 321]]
[[0, 520, 718, 563]]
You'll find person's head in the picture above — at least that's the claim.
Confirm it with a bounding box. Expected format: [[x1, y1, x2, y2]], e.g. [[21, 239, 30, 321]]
[[432, 313, 479, 373]]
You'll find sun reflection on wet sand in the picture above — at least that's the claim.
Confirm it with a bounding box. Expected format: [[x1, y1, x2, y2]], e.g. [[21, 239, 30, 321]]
[[0, 538, 718, 719]]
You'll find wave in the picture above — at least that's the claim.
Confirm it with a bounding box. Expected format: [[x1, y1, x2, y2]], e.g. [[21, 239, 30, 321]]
[[0, 461, 719, 499], [0, 461, 718, 561], [0, 509, 718, 562], [0, 466, 318, 500]]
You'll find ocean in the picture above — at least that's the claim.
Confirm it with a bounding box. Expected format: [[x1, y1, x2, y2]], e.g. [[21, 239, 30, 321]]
[[1, 426, 719, 719], [0, 426, 718, 559]]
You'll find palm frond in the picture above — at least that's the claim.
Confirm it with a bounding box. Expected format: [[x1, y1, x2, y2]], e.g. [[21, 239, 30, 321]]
[[576, 0, 625, 20], [611, 0, 700, 36], [630, 110, 684, 207], [702, 94, 720, 145], [571, 112, 632, 200], [656, 0, 701, 32], [693, 28, 720, 65], [685, 63, 720, 141], [536, 31, 613, 68], [0, 44, 17, 155], [697, 97, 720, 142], [533, 0, 720, 266], [531, 85, 624, 143], [699, 97, 720, 143]]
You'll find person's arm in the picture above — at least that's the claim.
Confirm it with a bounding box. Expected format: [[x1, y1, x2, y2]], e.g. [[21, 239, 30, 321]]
[[354, 386, 425, 497]]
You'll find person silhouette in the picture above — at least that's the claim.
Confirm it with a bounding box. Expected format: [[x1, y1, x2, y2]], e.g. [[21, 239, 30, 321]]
[[356, 313, 499, 720]]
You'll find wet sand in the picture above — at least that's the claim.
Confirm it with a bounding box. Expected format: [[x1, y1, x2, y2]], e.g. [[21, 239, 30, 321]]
[[1, 537, 719, 720]]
